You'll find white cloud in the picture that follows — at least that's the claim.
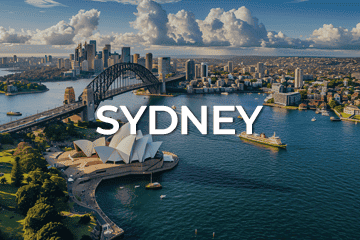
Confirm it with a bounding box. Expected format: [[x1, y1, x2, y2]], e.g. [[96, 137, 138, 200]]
[[0, 27, 31, 44], [91, 0, 181, 5], [25, 0, 66, 8], [31, 9, 101, 45]]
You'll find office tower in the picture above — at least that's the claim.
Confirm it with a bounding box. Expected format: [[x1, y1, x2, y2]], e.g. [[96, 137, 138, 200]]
[[158, 57, 171, 77], [13, 55, 17, 63], [94, 56, 103, 72], [195, 64, 201, 79], [121, 47, 131, 63], [64, 59, 71, 69], [186, 59, 195, 80], [133, 54, 140, 64], [45, 55, 48, 63], [69, 54, 74, 61], [257, 62, 264, 74], [57, 58, 62, 68], [102, 45, 110, 68], [82, 60, 89, 71], [228, 61, 233, 73], [201, 62, 208, 78], [89, 40, 96, 54], [48, 55, 52, 63], [2, 57, 8, 65], [295, 68, 303, 88], [85, 44, 95, 70], [145, 53, 153, 71], [137, 57, 146, 67], [105, 44, 111, 55], [75, 43, 81, 61]]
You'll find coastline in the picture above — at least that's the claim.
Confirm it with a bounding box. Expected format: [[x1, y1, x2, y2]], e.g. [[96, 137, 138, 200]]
[[46, 151, 179, 240], [1, 88, 49, 96]]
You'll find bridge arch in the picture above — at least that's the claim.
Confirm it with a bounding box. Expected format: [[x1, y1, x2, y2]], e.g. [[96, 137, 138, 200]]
[[79, 63, 160, 107]]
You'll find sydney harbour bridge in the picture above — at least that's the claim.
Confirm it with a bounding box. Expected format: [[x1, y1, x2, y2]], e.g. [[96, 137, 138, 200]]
[[0, 63, 185, 134]]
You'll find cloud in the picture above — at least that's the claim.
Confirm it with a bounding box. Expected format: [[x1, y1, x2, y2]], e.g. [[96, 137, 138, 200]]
[[0, 27, 31, 44], [91, 0, 181, 5], [30, 9, 101, 45], [25, 0, 66, 8]]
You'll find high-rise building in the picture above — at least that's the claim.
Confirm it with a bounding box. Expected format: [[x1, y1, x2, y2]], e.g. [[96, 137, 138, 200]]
[[257, 62, 264, 74], [86, 44, 95, 70], [121, 47, 131, 63], [195, 64, 201, 79], [186, 59, 195, 80], [295, 68, 303, 88], [13, 55, 17, 63], [81, 60, 89, 71], [137, 57, 146, 67], [201, 62, 208, 78], [158, 57, 171, 77], [89, 40, 97, 54], [133, 54, 140, 64], [47, 55, 52, 63], [145, 53, 153, 71], [228, 61, 233, 73], [94, 56, 103, 72], [102, 45, 110, 69], [64, 59, 71, 69], [57, 58, 62, 68], [171, 59, 177, 73], [1, 57, 8, 65], [105, 44, 111, 55], [69, 54, 74, 61]]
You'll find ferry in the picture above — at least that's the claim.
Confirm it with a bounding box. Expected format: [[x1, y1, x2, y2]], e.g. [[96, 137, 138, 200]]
[[221, 92, 229, 95], [330, 117, 341, 121], [7, 111, 22, 116], [239, 132, 286, 149]]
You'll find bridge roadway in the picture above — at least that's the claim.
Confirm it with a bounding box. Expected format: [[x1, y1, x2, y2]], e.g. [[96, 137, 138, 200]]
[[0, 102, 85, 134]]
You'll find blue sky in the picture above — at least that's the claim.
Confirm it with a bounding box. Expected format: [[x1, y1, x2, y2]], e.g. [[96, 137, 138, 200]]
[[1, 0, 360, 56]]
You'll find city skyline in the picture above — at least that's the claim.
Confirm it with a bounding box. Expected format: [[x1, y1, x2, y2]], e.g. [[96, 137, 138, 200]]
[[1, 0, 360, 57]]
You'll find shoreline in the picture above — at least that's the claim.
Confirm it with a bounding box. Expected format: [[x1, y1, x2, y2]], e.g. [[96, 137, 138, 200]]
[[1, 88, 49, 96], [46, 150, 179, 240]]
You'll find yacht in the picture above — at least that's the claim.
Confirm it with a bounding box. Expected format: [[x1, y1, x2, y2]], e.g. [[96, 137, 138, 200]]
[[160, 195, 166, 199], [145, 172, 162, 190], [221, 92, 229, 95], [311, 117, 316, 122]]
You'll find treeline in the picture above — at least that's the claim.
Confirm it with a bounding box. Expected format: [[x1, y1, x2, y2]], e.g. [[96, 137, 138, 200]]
[[0, 67, 66, 82], [0, 81, 47, 92]]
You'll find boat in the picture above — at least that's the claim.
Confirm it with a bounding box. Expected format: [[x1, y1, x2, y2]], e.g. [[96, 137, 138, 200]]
[[237, 116, 243, 119], [315, 110, 320, 114], [160, 195, 166, 199], [239, 132, 286, 149], [135, 185, 140, 188], [145, 172, 162, 190], [7, 111, 22, 116], [171, 105, 176, 110], [311, 117, 316, 122], [330, 117, 341, 121], [221, 92, 229, 95], [322, 111, 329, 116]]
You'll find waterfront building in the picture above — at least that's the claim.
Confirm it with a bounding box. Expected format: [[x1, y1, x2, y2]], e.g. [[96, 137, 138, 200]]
[[146, 53, 153, 71], [133, 54, 140, 64], [201, 63, 208, 78], [295, 68, 303, 88], [228, 61, 233, 73], [121, 47, 131, 63], [73, 123, 162, 164], [186, 59, 195, 80], [344, 105, 360, 115], [274, 92, 301, 106]]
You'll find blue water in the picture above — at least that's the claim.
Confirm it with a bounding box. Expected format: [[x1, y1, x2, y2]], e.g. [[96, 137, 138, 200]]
[[1, 77, 360, 239]]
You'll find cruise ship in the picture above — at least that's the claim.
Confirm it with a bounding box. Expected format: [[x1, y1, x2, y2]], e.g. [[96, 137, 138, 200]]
[[239, 132, 287, 148]]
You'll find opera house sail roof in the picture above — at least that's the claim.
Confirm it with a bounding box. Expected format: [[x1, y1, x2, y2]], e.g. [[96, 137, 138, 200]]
[[73, 123, 162, 164]]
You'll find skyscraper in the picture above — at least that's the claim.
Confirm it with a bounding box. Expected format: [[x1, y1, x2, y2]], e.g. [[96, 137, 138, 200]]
[[13, 55, 17, 63], [121, 47, 131, 63], [186, 59, 195, 80], [195, 64, 201, 79], [228, 61, 233, 73], [257, 62, 264, 74], [295, 68, 303, 88], [102, 45, 110, 69], [105, 44, 111, 55], [145, 53, 153, 71], [86, 44, 95, 70], [158, 57, 171, 77], [133, 54, 140, 64], [201, 62, 208, 78], [69, 54, 74, 61], [89, 40, 97, 54]]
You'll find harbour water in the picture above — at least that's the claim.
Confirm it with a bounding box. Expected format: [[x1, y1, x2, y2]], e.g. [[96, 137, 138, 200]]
[[1, 78, 360, 239]]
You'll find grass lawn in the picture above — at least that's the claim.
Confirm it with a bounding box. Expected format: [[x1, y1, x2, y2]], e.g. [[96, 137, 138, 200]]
[[353, 115, 360, 120], [341, 112, 352, 118], [62, 213, 97, 240], [0, 209, 24, 240]]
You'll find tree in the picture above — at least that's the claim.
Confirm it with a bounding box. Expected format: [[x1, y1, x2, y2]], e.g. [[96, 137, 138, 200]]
[[36, 222, 73, 240], [16, 184, 41, 215], [267, 83, 272, 88], [0, 133, 14, 144], [24, 203, 61, 233], [329, 100, 337, 109], [11, 157, 24, 187], [299, 90, 307, 101], [80, 235, 92, 240], [0, 177, 7, 184], [78, 214, 91, 224]]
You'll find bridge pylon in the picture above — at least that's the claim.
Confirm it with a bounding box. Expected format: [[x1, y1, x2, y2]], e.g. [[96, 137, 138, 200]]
[[81, 87, 95, 122]]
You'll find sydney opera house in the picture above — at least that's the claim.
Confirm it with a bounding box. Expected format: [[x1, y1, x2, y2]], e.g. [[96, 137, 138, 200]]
[[73, 123, 163, 164]]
